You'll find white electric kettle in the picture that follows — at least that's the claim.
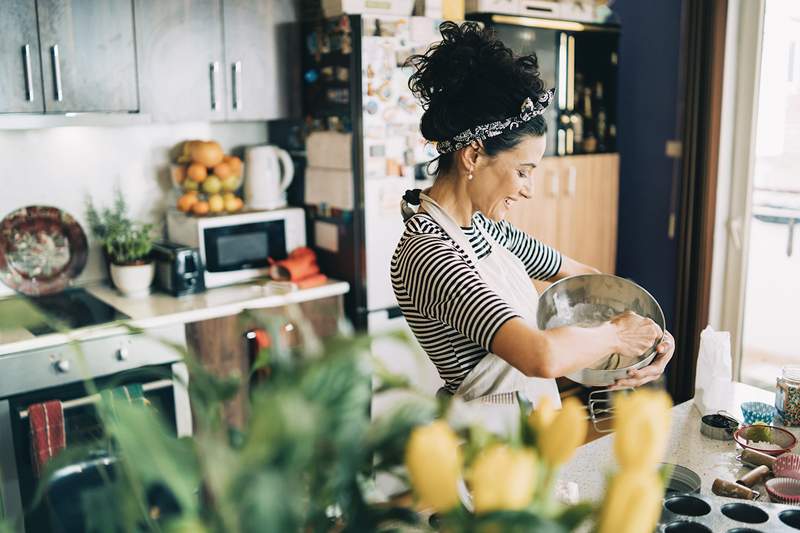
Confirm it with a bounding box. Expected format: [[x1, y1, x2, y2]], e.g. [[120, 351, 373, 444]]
[[244, 145, 295, 210]]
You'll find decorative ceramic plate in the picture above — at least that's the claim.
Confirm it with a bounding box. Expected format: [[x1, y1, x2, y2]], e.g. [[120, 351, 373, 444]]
[[0, 206, 88, 295]]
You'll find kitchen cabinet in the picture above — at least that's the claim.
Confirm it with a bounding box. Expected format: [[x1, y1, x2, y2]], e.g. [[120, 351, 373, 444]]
[[135, 0, 295, 122], [37, 0, 138, 112], [506, 153, 619, 275], [0, 1, 43, 113], [134, 0, 226, 123]]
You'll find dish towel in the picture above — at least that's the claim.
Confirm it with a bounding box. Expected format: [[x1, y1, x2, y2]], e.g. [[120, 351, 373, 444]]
[[100, 384, 149, 421], [28, 400, 66, 477]]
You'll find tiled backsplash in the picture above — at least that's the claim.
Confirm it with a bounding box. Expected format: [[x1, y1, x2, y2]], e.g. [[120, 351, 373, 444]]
[[0, 122, 269, 296]]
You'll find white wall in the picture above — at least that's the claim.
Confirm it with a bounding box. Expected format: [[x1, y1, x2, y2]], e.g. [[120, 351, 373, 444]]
[[0, 122, 269, 296]]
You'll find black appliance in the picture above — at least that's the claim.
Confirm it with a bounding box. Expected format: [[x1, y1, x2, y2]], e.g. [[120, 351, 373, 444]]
[[151, 241, 205, 297]]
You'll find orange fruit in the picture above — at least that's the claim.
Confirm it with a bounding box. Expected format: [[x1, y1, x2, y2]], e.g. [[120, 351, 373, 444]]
[[187, 163, 208, 183], [213, 162, 232, 179], [173, 165, 187, 184], [176, 192, 199, 212], [191, 200, 210, 216], [224, 155, 243, 176]]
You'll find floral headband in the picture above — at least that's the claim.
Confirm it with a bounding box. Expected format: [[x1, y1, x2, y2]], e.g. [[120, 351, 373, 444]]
[[432, 88, 555, 155]]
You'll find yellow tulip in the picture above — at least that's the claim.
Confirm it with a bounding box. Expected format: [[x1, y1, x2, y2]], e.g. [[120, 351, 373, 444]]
[[597, 469, 664, 533], [405, 421, 462, 513], [537, 397, 588, 467], [613, 389, 673, 471], [470, 444, 537, 513], [528, 395, 557, 435]]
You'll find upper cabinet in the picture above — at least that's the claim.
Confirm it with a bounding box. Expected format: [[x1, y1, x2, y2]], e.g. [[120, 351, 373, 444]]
[[0, 1, 44, 113], [37, 0, 138, 112], [134, 0, 226, 122], [136, 0, 295, 122]]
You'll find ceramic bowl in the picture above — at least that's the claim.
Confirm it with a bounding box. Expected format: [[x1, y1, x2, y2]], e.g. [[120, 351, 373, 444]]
[[766, 477, 800, 505], [733, 425, 797, 456], [741, 401, 777, 425]]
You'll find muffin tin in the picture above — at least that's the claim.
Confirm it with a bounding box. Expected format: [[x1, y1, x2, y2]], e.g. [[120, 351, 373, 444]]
[[660, 493, 800, 532]]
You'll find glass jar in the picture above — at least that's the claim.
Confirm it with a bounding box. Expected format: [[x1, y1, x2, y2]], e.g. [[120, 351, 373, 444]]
[[776, 365, 800, 426]]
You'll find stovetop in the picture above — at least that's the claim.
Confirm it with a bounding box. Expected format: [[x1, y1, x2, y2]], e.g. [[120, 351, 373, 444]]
[[0, 288, 128, 339]]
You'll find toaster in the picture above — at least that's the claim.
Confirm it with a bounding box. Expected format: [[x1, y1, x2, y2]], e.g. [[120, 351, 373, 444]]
[[151, 241, 205, 296]]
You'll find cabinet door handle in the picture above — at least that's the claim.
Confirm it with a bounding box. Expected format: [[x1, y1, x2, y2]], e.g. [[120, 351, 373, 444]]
[[209, 61, 220, 110], [232, 61, 242, 111], [22, 44, 34, 102], [567, 166, 577, 197], [51, 44, 62, 102]]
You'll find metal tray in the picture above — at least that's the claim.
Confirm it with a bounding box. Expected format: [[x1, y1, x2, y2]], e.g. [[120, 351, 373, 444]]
[[659, 492, 800, 532]]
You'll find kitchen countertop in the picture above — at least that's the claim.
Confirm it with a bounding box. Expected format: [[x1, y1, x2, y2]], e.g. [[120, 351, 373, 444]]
[[560, 382, 781, 502], [0, 279, 350, 356]]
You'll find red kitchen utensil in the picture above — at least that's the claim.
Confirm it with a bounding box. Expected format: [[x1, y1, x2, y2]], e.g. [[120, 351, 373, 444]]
[[733, 425, 797, 456]]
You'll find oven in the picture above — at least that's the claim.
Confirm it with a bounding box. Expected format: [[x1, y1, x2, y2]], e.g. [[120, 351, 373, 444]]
[[0, 325, 192, 533]]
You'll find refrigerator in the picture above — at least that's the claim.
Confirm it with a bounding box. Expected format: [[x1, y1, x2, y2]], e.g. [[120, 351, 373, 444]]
[[294, 14, 442, 333]]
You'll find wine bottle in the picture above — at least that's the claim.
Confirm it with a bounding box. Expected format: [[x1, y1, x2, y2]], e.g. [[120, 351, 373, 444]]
[[595, 81, 608, 152], [582, 87, 597, 153]]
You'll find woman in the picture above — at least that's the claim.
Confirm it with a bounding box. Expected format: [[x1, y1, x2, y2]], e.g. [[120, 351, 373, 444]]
[[391, 22, 675, 409]]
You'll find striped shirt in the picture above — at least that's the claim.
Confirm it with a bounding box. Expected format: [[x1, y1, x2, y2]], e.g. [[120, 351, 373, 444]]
[[390, 212, 562, 393]]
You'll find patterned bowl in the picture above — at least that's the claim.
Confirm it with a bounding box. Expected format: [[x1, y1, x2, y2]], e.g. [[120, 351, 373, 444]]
[[766, 477, 800, 505], [741, 401, 777, 425], [774, 454, 800, 480], [734, 425, 797, 456]]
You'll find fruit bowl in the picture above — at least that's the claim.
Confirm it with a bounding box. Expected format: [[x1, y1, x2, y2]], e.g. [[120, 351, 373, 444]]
[[170, 141, 245, 217]]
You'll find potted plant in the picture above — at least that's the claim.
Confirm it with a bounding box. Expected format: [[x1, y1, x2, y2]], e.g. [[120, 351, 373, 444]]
[[86, 190, 156, 297]]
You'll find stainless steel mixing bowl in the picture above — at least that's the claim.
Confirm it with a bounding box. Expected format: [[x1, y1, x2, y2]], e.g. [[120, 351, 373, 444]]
[[536, 274, 666, 387]]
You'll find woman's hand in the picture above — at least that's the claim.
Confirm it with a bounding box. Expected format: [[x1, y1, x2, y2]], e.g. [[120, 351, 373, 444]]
[[610, 311, 663, 357], [610, 330, 676, 390]]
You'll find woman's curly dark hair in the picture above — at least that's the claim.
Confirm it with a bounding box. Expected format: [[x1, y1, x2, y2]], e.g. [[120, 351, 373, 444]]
[[406, 21, 548, 175]]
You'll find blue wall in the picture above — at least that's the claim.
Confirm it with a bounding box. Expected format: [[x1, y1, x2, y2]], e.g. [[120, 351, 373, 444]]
[[612, 0, 684, 329]]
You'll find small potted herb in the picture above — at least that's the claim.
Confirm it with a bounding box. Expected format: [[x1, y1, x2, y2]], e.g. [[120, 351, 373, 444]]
[[86, 190, 156, 296]]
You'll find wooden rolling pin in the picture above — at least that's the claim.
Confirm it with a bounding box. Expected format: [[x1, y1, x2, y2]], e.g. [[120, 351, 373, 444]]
[[736, 465, 771, 488], [712, 478, 759, 500], [740, 448, 777, 470]]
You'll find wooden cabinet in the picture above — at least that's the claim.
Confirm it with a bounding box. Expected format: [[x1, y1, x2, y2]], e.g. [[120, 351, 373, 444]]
[[507, 154, 619, 274], [0, 1, 44, 113], [37, 0, 138, 112], [134, 0, 226, 122], [136, 0, 294, 122]]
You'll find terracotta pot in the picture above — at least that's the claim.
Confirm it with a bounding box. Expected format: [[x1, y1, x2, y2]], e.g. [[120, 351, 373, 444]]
[[110, 261, 154, 297]]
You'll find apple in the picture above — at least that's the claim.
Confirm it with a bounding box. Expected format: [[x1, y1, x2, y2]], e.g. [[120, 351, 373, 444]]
[[202, 175, 222, 194], [208, 193, 224, 213], [183, 179, 199, 191], [221, 175, 240, 192]]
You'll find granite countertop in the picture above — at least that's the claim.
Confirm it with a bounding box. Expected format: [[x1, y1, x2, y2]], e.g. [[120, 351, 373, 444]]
[[0, 279, 350, 356], [560, 382, 784, 502]]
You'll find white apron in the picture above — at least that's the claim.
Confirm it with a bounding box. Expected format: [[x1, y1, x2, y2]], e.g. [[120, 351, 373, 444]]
[[418, 192, 561, 419]]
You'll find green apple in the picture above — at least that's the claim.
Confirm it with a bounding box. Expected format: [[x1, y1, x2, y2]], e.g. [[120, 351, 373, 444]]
[[202, 175, 222, 194], [221, 175, 240, 192], [183, 179, 199, 191]]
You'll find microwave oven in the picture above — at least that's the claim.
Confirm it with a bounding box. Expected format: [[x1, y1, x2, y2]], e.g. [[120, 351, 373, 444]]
[[166, 208, 306, 288]]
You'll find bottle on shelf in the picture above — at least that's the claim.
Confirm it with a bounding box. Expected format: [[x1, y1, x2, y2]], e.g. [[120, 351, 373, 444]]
[[595, 81, 608, 152], [581, 87, 597, 153]]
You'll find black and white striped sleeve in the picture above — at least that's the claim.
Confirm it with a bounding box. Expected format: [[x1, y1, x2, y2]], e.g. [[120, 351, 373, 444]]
[[392, 233, 520, 351], [481, 215, 562, 281]]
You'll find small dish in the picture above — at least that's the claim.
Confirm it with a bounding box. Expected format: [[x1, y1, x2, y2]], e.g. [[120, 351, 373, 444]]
[[775, 453, 800, 480], [741, 401, 777, 425], [733, 425, 797, 456], [766, 477, 800, 505]]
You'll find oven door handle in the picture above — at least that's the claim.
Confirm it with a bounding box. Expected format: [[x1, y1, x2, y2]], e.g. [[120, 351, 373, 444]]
[[18, 379, 174, 420]]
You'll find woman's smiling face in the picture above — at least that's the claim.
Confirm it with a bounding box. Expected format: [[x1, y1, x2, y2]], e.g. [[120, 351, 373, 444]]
[[467, 134, 547, 222]]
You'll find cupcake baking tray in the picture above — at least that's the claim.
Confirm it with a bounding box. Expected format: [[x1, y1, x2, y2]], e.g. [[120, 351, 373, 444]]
[[660, 492, 800, 532]]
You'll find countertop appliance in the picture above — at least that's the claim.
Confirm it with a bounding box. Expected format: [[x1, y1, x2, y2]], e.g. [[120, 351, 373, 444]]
[[151, 241, 205, 297], [243, 145, 295, 210], [165, 208, 306, 289], [0, 324, 191, 533]]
